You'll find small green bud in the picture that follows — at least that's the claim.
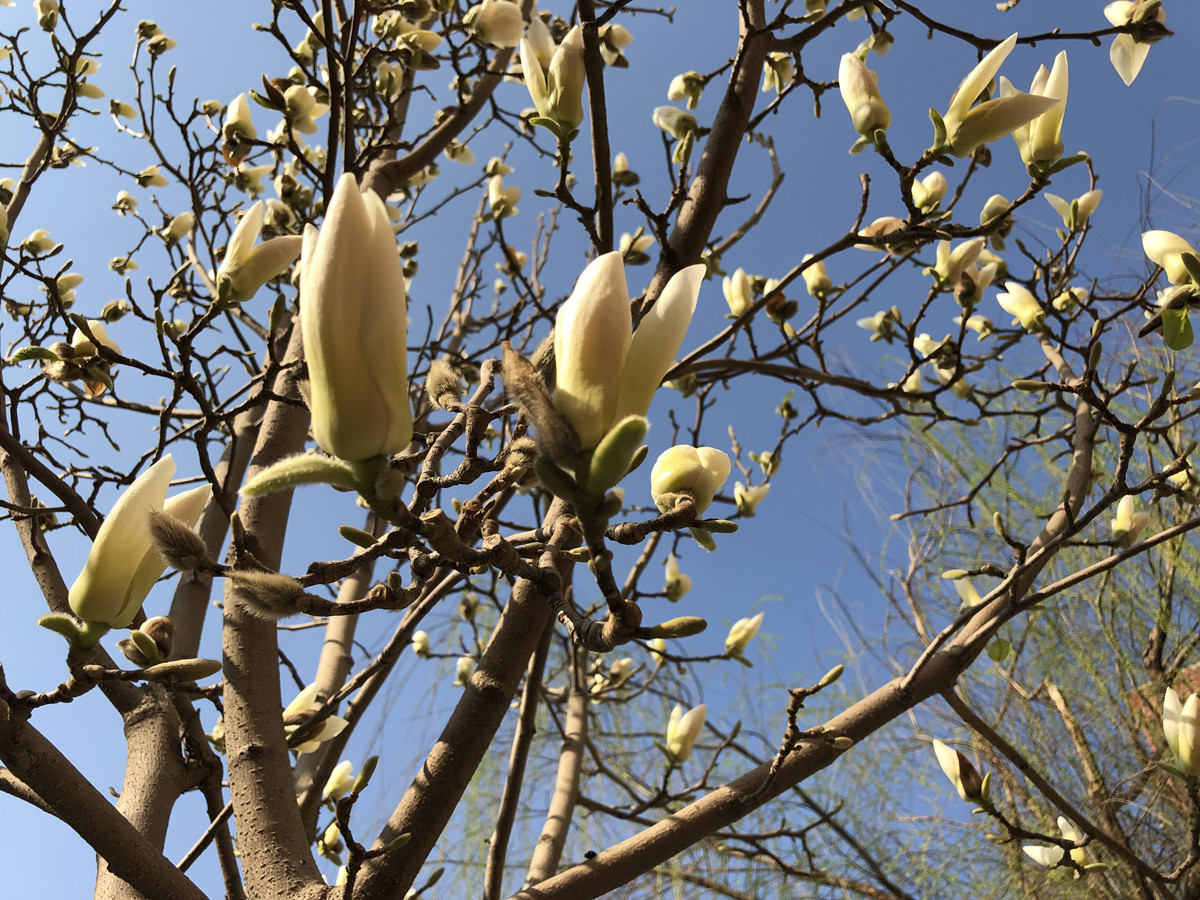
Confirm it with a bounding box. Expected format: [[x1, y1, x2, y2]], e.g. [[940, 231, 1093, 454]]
[[39, 613, 84, 646], [533, 458, 579, 502], [832, 735, 854, 749], [818, 664, 844, 687], [585, 415, 648, 493], [640, 616, 707, 639], [241, 453, 358, 496], [124, 628, 164, 665], [1011, 379, 1053, 392], [143, 658, 222, 681], [688, 527, 717, 551], [338, 525, 379, 549], [696, 519, 739, 534], [352, 755, 379, 795]]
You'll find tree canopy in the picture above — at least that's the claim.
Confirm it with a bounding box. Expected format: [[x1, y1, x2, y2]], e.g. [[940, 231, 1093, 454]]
[[0, 1, 1198, 899]]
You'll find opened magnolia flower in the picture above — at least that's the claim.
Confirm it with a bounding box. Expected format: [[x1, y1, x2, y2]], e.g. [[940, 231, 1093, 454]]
[[1023, 817, 1088, 869], [734, 481, 769, 516], [838, 53, 889, 139], [618, 231, 654, 265], [911, 171, 948, 213], [162, 212, 194, 245], [762, 52, 794, 95], [1052, 287, 1087, 313], [1000, 51, 1068, 172], [71, 319, 120, 358], [996, 282, 1045, 332], [488, 175, 520, 218], [1047, 190, 1102, 233], [857, 309, 897, 343], [938, 34, 1061, 158], [652, 105, 698, 142], [957, 314, 994, 339], [283, 85, 329, 135], [1105, 0, 1167, 86], [553, 252, 703, 449], [69, 455, 211, 628], [35, 0, 57, 30], [322, 760, 356, 801], [597, 22, 632, 66], [465, 0, 523, 48], [665, 703, 706, 763], [932, 739, 987, 803], [1163, 686, 1200, 776], [136, 164, 169, 188], [930, 238, 985, 290], [650, 445, 731, 514], [300, 173, 412, 461], [217, 202, 303, 302], [607, 657, 634, 688], [668, 71, 704, 110], [283, 684, 349, 754], [724, 612, 764, 658], [1143, 230, 1200, 286], [521, 25, 585, 135], [1111, 495, 1151, 548]]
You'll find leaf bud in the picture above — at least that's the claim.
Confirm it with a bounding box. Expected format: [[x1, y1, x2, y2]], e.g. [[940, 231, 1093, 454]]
[[143, 658, 223, 682]]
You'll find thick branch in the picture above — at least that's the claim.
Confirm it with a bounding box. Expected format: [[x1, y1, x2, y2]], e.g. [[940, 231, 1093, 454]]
[[0, 695, 209, 900], [484, 618, 556, 900], [524, 645, 588, 885], [221, 328, 325, 900], [348, 504, 573, 899]]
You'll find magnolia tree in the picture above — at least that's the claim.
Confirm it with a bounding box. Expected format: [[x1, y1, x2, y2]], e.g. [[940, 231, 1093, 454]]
[[0, 0, 1197, 898]]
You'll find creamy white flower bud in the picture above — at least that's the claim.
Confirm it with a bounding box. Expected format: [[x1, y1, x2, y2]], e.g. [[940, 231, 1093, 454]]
[[465, 0, 523, 48], [665, 703, 706, 763], [996, 282, 1045, 332], [838, 53, 889, 137], [300, 174, 412, 461], [1164, 687, 1200, 776], [724, 612, 764, 657], [69, 456, 211, 628]]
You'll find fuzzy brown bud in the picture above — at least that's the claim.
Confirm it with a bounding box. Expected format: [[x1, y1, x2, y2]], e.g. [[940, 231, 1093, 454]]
[[140, 615, 175, 658], [425, 358, 464, 409], [147, 508, 211, 572], [143, 658, 222, 682], [501, 342, 578, 463], [228, 570, 306, 619], [117, 634, 156, 667]]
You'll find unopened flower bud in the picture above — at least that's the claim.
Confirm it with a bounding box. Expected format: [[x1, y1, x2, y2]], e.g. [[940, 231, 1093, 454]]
[[665, 703, 706, 763], [650, 445, 731, 514], [724, 612, 764, 657], [664, 552, 691, 602], [932, 739, 987, 803]]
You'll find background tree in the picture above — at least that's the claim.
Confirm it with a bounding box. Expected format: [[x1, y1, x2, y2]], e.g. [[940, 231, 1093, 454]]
[[0, 1, 1196, 899]]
